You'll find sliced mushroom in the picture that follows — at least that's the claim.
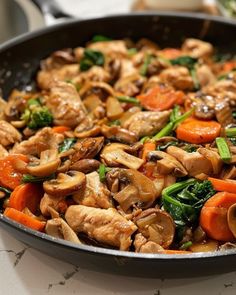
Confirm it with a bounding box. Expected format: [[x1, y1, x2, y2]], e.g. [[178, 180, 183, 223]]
[[101, 125, 138, 144], [65, 205, 137, 251], [227, 203, 236, 239], [0, 120, 22, 147], [106, 96, 123, 120], [43, 171, 86, 198], [113, 169, 158, 211], [70, 137, 104, 163], [189, 240, 219, 253], [27, 149, 61, 177], [147, 150, 187, 177], [100, 143, 144, 169], [74, 124, 101, 138], [45, 218, 81, 244], [134, 208, 175, 249], [134, 233, 164, 253], [70, 159, 100, 173]]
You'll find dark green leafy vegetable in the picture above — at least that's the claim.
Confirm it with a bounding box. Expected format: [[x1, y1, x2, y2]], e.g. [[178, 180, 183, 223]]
[[22, 174, 55, 183], [80, 49, 105, 71], [229, 137, 236, 145], [233, 111, 236, 119], [171, 56, 200, 90], [59, 138, 77, 153], [216, 137, 231, 163], [162, 179, 215, 240], [157, 141, 178, 151], [21, 98, 53, 130], [91, 35, 112, 42], [183, 144, 198, 153], [213, 53, 234, 63]]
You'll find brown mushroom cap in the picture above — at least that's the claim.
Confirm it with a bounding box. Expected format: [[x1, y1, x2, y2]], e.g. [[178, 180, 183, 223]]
[[113, 169, 158, 211], [45, 218, 81, 244], [227, 203, 236, 238], [43, 171, 86, 198], [134, 208, 175, 249], [27, 149, 61, 177], [100, 143, 144, 169]]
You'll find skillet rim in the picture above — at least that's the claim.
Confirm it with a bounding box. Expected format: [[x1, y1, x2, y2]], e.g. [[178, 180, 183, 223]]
[[0, 11, 236, 261]]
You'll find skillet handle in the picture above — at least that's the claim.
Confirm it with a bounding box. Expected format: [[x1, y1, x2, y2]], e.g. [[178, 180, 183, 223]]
[[31, 0, 71, 25]]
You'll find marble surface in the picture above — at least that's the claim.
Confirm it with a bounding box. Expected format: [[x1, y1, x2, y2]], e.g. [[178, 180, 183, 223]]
[[0, 226, 236, 295], [1, 0, 236, 294]]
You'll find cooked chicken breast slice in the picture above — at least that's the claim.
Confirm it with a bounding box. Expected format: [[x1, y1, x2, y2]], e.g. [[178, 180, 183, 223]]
[[11, 127, 64, 156], [46, 81, 87, 128], [88, 40, 127, 57], [123, 111, 170, 137], [167, 146, 212, 177], [0, 120, 22, 146], [73, 171, 113, 209], [65, 205, 137, 250]]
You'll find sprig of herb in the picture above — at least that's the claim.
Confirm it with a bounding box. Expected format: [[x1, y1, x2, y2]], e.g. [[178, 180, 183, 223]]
[[80, 49, 105, 71]]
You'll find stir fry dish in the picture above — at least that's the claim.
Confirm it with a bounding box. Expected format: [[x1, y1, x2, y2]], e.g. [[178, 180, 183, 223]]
[[1, 36, 236, 254]]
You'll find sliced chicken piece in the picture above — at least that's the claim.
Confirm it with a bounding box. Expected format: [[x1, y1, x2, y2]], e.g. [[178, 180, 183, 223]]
[[72, 66, 111, 86], [73, 171, 112, 209], [11, 127, 64, 156], [37, 64, 79, 90], [88, 40, 127, 57], [167, 146, 212, 177], [40, 193, 66, 216], [134, 233, 164, 253], [196, 64, 215, 87], [182, 38, 213, 59], [159, 66, 193, 91], [114, 74, 146, 97], [123, 111, 170, 138], [46, 81, 87, 127], [0, 120, 22, 146], [65, 205, 137, 250]]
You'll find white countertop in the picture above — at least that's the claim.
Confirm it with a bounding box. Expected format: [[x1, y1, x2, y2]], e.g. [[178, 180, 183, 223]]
[[1, 0, 236, 294]]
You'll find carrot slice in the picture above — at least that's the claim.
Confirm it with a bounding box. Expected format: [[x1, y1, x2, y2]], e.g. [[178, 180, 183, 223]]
[[160, 48, 182, 59], [52, 126, 71, 133], [200, 192, 236, 241], [0, 154, 29, 190], [142, 142, 156, 161], [4, 208, 45, 232], [222, 61, 236, 73], [208, 177, 236, 194], [137, 85, 185, 111], [176, 118, 221, 144], [9, 183, 44, 214]]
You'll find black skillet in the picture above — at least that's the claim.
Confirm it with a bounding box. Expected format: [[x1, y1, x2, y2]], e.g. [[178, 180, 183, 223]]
[[1, 12, 236, 278]]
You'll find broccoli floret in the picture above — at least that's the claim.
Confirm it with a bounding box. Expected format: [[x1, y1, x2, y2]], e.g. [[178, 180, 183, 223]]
[[21, 98, 53, 130]]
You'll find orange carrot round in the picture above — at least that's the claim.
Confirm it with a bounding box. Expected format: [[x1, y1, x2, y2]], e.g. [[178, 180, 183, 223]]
[[52, 126, 71, 133], [208, 178, 236, 194], [137, 85, 185, 111], [200, 192, 236, 241], [0, 154, 29, 190], [176, 118, 221, 144], [142, 141, 156, 161], [9, 183, 44, 214], [4, 208, 45, 232]]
